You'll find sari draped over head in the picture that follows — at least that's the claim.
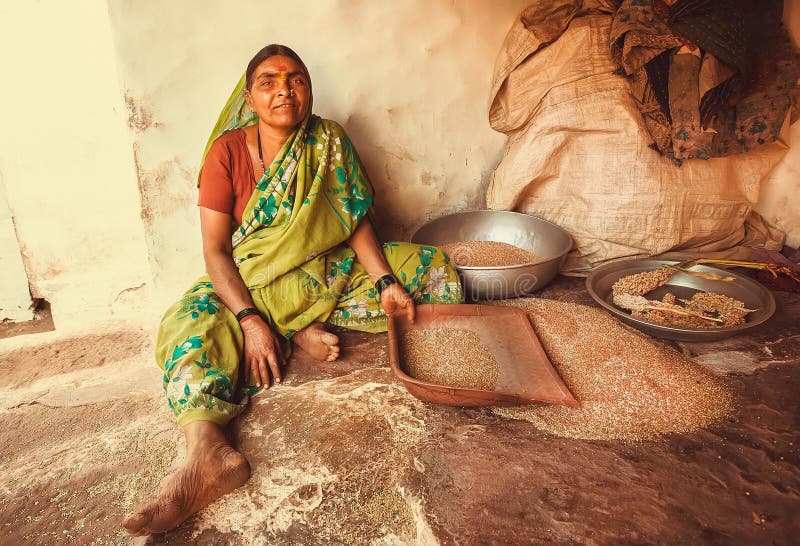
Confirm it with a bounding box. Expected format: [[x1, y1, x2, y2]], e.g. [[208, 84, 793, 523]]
[[155, 70, 462, 426], [193, 73, 376, 334]]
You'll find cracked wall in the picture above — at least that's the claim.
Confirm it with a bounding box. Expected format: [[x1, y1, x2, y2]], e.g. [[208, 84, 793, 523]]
[[106, 0, 800, 307], [0, 173, 33, 322], [106, 0, 534, 301], [0, 0, 152, 328], [1, 0, 799, 331]]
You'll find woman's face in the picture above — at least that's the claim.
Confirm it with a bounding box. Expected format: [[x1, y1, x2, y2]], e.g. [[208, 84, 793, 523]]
[[245, 55, 310, 135]]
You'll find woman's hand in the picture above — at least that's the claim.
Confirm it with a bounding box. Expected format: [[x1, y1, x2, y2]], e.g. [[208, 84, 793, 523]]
[[380, 283, 416, 322], [346, 219, 415, 322], [240, 317, 286, 387]]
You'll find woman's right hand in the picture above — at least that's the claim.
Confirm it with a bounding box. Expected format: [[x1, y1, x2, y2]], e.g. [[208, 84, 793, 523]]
[[241, 317, 286, 387], [199, 208, 286, 387]]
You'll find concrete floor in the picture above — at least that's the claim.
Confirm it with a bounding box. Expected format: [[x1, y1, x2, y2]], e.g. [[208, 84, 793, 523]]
[[0, 276, 797, 545]]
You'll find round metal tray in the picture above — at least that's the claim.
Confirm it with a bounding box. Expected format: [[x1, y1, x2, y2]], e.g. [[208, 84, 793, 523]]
[[586, 259, 776, 342]]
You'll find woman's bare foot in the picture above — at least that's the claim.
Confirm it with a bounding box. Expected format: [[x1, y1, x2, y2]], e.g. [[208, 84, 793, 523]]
[[122, 421, 250, 536], [292, 322, 340, 361]]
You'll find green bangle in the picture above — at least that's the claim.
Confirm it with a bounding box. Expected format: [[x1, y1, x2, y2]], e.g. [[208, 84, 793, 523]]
[[235, 307, 260, 322]]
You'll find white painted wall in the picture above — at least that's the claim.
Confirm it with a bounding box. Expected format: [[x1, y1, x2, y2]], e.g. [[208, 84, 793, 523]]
[[0, 0, 152, 328], [0, 0, 798, 333], [106, 0, 533, 302], [0, 174, 33, 322]]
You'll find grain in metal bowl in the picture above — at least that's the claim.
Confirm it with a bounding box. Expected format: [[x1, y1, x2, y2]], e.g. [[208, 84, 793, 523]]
[[586, 258, 776, 341], [411, 210, 573, 300]]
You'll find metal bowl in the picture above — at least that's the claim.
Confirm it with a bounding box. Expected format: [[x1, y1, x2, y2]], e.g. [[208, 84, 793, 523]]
[[586, 258, 776, 341], [411, 210, 573, 301]]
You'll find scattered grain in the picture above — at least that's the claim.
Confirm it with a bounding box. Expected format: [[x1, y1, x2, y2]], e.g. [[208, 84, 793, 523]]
[[684, 292, 750, 326], [401, 328, 498, 391], [489, 298, 733, 441], [441, 240, 539, 267], [611, 267, 674, 296], [614, 292, 724, 327], [632, 308, 719, 329], [88, 427, 177, 513], [356, 488, 414, 530], [625, 291, 750, 329], [613, 268, 753, 329]]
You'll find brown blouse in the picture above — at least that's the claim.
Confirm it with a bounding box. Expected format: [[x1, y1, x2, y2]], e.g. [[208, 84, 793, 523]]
[[197, 129, 257, 226]]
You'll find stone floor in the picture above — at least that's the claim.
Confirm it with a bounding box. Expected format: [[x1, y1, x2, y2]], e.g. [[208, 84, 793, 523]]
[[0, 276, 797, 545]]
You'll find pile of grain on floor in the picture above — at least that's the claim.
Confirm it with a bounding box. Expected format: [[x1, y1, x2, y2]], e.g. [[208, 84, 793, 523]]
[[401, 328, 498, 391], [441, 241, 539, 267], [489, 299, 733, 441]]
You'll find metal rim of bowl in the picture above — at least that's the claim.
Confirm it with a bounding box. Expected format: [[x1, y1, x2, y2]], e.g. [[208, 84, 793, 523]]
[[411, 209, 574, 271], [586, 258, 776, 336]]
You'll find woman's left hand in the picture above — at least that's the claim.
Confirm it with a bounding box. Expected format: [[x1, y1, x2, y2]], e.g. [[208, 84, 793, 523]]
[[380, 283, 416, 322]]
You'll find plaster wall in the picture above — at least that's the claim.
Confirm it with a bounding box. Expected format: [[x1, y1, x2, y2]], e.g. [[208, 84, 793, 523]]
[[757, 0, 800, 248], [108, 0, 800, 303], [1, 0, 799, 334], [106, 0, 533, 301], [0, 174, 33, 322], [0, 0, 151, 328]]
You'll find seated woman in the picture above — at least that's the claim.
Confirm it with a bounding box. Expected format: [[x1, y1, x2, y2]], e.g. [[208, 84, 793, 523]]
[[123, 44, 462, 536]]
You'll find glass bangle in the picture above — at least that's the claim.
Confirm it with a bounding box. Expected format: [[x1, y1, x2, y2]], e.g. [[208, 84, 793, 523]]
[[235, 307, 260, 322]]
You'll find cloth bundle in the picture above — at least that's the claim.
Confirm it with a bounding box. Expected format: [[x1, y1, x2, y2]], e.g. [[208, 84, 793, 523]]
[[486, 0, 791, 272], [611, 0, 800, 162]]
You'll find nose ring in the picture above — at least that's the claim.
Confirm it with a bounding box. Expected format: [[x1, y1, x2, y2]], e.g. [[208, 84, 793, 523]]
[[288, 89, 295, 97]]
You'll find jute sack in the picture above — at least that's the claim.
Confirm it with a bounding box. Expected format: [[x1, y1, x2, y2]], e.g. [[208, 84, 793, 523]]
[[487, 8, 789, 274]]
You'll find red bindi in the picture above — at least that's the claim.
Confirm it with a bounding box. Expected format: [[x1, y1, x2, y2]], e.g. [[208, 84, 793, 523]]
[[276, 64, 287, 71]]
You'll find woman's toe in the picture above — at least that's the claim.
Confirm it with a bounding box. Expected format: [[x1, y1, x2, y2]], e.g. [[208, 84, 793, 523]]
[[320, 331, 339, 346]]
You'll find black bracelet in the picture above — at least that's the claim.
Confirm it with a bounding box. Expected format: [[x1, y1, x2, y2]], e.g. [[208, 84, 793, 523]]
[[235, 307, 260, 322], [374, 273, 399, 294]]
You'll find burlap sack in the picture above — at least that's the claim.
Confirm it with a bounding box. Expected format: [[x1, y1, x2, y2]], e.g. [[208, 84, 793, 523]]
[[487, 8, 789, 274]]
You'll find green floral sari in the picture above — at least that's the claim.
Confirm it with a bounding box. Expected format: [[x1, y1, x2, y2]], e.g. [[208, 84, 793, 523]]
[[156, 77, 462, 426]]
